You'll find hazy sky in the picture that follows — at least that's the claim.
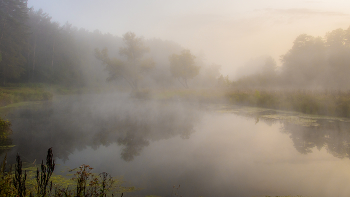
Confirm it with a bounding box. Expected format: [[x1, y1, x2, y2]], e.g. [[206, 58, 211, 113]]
[[27, 0, 350, 77]]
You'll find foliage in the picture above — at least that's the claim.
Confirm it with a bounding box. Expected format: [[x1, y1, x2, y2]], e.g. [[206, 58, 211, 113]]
[[281, 34, 326, 87], [234, 26, 350, 90], [0, 117, 12, 152], [169, 49, 200, 88], [95, 32, 155, 90], [0, 154, 16, 196], [0, 117, 11, 134]]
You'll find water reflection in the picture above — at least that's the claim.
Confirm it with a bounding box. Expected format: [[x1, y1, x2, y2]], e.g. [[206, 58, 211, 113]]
[[283, 120, 350, 158], [230, 106, 350, 159], [3, 101, 350, 196], [2, 94, 200, 162]]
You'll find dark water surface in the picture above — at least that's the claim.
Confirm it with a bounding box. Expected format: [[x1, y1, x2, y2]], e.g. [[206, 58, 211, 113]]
[[2, 94, 350, 197]]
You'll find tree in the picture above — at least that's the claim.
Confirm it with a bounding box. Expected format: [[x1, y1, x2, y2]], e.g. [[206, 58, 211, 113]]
[[95, 32, 155, 89], [324, 27, 350, 88], [0, 0, 29, 85], [169, 49, 200, 88], [26, 8, 56, 82], [280, 34, 326, 87]]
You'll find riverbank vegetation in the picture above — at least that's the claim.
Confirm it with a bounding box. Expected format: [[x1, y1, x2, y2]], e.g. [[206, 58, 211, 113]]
[[0, 148, 135, 196], [225, 89, 350, 118]]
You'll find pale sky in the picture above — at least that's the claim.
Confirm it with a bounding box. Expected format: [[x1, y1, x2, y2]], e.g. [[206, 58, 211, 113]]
[[27, 0, 350, 77]]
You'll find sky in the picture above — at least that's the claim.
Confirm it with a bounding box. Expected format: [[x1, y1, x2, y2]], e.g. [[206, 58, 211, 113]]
[[27, 0, 350, 78]]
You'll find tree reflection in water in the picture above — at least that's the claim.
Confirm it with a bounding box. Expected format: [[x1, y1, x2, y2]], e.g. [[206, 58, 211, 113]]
[[282, 120, 350, 158], [1, 94, 201, 163], [238, 107, 350, 159]]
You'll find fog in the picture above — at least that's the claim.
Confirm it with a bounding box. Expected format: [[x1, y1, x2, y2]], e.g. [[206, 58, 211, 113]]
[[4, 99, 350, 196], [27, 0, 350, 76], [2, 0, 350, 196]]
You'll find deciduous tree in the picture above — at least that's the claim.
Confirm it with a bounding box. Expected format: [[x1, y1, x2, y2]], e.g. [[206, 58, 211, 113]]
[[169, 49, 200, 88], [95, 32, 155, 89]]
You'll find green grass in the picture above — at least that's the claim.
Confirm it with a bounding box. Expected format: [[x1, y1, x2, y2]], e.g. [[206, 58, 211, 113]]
[[0, 84, 53, 107]]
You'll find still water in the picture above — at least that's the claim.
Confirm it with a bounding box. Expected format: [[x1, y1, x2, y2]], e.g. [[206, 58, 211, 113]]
[[2, 94, 350, 197]]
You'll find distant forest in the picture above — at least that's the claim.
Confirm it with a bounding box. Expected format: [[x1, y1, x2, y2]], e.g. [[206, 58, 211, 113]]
[[234, 28, 350, 90], [1, 0, 350, 90]]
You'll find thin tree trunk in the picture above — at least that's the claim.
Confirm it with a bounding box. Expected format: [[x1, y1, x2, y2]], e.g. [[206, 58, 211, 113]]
[[51, 35, 56, 70], [32, 39, 36, 71], [31, 39, 36, 82], [184, 78, 188, 88], [177, 78, 189, 88]]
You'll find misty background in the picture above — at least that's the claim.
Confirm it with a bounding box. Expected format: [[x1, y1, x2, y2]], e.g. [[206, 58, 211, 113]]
[[1, 0, 349, 90], [26, 0, 350, 77], [2, 1, 350, 196]]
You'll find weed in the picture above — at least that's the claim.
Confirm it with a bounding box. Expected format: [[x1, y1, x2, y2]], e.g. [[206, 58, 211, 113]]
[[36, 148, 55, 196], [0, 148, 135, 196], [14, 153, 27, 197]]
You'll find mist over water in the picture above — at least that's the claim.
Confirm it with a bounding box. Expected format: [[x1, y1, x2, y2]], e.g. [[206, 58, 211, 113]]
[[4, 93, 201, 162], [2, 1, 350, 196], [2, 94, 350, 197]]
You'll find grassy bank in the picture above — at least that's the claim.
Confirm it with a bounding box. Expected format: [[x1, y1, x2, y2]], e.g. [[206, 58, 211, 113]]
[[151, 88, 350, 118], [226, 89, 350, 118], [0, 84, 53, 107]]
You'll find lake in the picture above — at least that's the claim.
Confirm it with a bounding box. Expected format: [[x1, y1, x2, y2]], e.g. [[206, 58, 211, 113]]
[[2, 93, 350, 197]]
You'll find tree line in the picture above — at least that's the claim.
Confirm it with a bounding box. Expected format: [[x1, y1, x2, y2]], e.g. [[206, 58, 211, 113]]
[[0, 0, 221, 89], [233, 26, 350, 90], [5, 0, 347, 90]]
